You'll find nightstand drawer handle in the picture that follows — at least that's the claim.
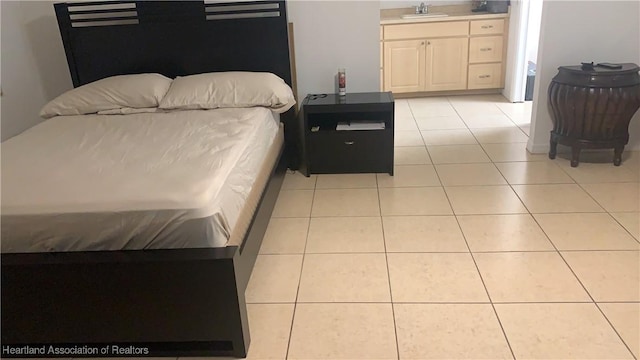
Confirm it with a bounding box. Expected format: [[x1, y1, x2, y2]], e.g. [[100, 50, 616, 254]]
[[480, 47, 492, 51], [344, 141, 355, 145], [479, 74, 491, 79], [481, 25, 494, 29]]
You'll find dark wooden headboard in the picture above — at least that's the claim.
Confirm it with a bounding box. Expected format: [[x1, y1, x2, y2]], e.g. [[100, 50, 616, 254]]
[[54, 0, 298, 167], [54, 0, 292, 87]]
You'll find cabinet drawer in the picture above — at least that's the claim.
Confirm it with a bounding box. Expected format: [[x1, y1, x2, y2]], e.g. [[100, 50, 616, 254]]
[[468, 63, 503, 89], [384, 21, 469, 40], [309, 130, 393, 174], [470, 19, 504, 35], [469, 36, 503, 63]]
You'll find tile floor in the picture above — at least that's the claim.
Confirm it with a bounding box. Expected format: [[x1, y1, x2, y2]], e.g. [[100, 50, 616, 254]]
[[240, 94, 640, 360], [237, 95, 640, 360], [86, 95, 636, 360]]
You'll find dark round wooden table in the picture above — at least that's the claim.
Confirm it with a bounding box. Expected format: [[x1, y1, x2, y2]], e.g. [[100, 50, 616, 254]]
[[548, 63, 640, 167]]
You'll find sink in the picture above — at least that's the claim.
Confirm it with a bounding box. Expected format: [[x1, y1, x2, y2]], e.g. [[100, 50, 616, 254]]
[[401, 13, 448, 19]]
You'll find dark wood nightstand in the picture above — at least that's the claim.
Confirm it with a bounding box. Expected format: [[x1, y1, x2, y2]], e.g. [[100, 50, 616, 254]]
[[298, 92, 394, 176]]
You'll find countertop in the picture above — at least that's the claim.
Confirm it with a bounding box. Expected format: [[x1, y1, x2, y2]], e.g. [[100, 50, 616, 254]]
[[380, 4, 509, 25]]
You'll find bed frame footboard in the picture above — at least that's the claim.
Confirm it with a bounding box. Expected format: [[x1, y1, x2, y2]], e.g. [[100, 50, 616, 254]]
[[1, 150, 287, 358], [2, 248, 249, 357]]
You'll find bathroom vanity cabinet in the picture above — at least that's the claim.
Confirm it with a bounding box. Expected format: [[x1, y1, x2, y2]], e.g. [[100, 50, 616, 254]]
[[380, 6, 509, 94]]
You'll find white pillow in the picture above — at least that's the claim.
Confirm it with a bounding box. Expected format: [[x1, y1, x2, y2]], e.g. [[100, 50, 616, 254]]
[[40, 74, 172, 119], [158, 72, 296, 113]]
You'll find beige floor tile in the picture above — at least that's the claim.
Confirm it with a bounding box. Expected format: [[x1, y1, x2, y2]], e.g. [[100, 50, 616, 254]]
[[260, 217, 309, 254], [458, 214, 554, 252], [382, 215, 468, 252], [420, 129, 478, 145], [245, 255, 303, 303], [599, 302, 640, 358], [557, 162, 640, 183], [445, 185, 528, 215], [394, 146, 432, 165], [395, 130, 425, 147], [453, 105, 505, 119], [281, 171, 316, 190], [562, 251, 640, 302], [306, 217, 384, 253], [428, 144, 491, 164], [288, 303, 397, 360], [519, 124, 530, 135], [611, 212, 640, 239], [395, 98, 411, 108], [415, 115, 467, 130], [503, 112, 531, 126], [377, 164, 441, 188], [512, 184, 604, 213], [496, 101, 532, 121], [387, 253, 489, 302], [470, 127, 529, 144], [311, 189, 380, 217], [409, 103, 458, 118], [448, 94, 508, 105], [495, 161, 574, 184], [272, 190, 314, 218], [474, 252, 590, 302], [534, 213, 640, 250], [436, 163, 507, 186], [495, 303, 633, 359], [394, 304, 513, 359], [582, 183, 640, 212], [394, 115, 419, 131], [297, 253, 390, 302], [379, 187, 452, 216], [461, 114, 517, 128], [482, 143, 548, 162], [408, 96, 451, 105], [315, 173, 377, 189], [244, 304, 294, 359], [623, 153, 640, 174]]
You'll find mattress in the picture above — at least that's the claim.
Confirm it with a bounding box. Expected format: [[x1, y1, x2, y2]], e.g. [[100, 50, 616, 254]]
[[1, 107, 281, 253]]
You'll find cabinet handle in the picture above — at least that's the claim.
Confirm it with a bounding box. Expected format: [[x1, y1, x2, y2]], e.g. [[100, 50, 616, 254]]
[[481, 25, 494, 29], [344, 141, 355, 145], [480, 47, 492, 51], [479, 75, 491, 79]]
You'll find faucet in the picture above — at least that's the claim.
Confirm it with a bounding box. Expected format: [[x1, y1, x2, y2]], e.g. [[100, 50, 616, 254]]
[[415, 2, 429, 14]]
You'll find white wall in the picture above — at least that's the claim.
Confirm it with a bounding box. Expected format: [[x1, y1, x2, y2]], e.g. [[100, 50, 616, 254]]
[[528, 0, 640, 153], [288, 1, 381, 101], [524, 0, 541, 65], [1, 1, 72, 141]]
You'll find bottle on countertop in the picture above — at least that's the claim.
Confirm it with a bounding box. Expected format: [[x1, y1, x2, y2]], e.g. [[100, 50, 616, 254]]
[[338, 68, 346, 96]]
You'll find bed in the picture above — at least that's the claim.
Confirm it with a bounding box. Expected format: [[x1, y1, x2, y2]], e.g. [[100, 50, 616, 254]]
[[1, 1, 297, 357]]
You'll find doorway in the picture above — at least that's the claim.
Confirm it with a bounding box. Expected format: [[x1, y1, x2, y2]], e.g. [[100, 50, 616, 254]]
[[503, 0, 543, 103]]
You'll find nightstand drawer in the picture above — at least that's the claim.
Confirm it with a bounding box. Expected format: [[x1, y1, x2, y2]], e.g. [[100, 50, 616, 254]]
[[309, 130, 392, 174]]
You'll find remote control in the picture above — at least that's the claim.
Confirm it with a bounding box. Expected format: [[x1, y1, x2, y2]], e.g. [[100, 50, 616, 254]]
[[597, 63, 623, 69]]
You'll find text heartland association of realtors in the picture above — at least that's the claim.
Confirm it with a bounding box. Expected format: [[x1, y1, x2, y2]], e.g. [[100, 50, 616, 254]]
[[2, 345, 149, 356]]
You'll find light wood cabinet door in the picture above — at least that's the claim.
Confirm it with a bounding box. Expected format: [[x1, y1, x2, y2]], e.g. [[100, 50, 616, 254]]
[[384, 40, 425, 93], [425, 37, 469, 91]]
